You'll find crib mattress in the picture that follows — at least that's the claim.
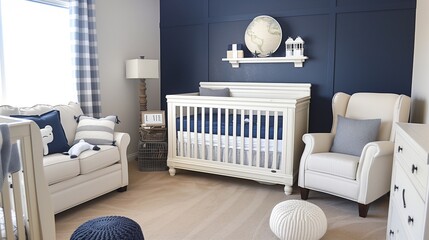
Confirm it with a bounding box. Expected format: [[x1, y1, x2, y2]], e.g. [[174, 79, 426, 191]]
[[176, 132, 283, 169]]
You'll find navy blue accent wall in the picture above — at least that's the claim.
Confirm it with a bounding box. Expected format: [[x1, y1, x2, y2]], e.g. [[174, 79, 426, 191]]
[[160, 0, 415, 132]]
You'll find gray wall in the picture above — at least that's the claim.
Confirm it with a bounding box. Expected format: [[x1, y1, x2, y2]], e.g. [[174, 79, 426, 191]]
[[96, 0, 160, 158], [411, 0, 429, 124]]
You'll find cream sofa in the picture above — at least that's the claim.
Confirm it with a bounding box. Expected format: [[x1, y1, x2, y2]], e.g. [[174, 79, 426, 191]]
[[0, 102, 130, 214]]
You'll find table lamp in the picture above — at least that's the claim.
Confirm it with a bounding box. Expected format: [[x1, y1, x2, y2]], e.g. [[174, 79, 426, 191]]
[[126, 57, 159, 112]]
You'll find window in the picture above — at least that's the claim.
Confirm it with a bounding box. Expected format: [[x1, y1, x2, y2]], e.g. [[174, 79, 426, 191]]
[[0, 0, 77, 106]]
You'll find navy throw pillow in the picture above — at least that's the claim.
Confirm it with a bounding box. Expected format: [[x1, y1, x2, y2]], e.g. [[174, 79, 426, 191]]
[[11, 110, 69, 154]]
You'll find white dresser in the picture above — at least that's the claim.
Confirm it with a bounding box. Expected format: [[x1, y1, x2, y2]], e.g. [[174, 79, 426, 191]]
[[387, 123, 429, 239]]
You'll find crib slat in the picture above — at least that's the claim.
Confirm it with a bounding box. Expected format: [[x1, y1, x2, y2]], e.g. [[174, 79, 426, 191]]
[[186, 106, 191, 158], [0, 193, 4, 240], [240, 110, 245, 165], [0, 210, 3, 239], [209, 108, 213, 161], [217, 109, 221, 162], [2, 178, 15, 240], [201, 107, 206, 160], [225, 109, 229, 163], [264, 111, 270, 168], [193, 107, 198, 158], [232, 109, 237, 164], [179, 106, 184, 157], [12, 171, 27, 239], [273, 111, 279, 169], [248, 110, 253, 166], [256, 111, 261, 168]]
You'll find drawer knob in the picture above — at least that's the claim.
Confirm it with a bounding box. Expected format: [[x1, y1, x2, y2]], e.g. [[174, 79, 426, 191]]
[[412, 164, 418, 174], [389, 230, 394, 236], [394, 185, 399, 191], [397, 146, 403, 153], [408, 216, 414, 225]]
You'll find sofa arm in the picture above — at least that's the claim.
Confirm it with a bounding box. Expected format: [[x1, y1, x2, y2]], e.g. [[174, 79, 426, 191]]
[[357, 141, 394, 204], [114, 132, 131, 152], [114, 132, 130, 187], [298, 133, 335, 187], [302, 133, 335, 154]]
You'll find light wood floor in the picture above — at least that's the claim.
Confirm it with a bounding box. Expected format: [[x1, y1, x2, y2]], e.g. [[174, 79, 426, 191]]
[[55, 160, 389, 239]]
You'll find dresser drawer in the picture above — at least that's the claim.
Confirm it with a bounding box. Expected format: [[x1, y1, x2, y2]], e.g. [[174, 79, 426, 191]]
[[391, 162, 425, 240], [387, 200, 407, 239], [395, 133, 428, 198]]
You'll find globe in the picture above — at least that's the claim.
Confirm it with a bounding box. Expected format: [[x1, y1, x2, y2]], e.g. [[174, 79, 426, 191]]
[[244, 15, 282, 58]]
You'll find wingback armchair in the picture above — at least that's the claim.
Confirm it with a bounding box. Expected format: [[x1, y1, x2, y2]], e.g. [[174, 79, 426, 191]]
[[298, 92, 411, 217]]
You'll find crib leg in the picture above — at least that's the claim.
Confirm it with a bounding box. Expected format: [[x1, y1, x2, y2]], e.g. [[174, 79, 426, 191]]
[[284, 185, 293, 195], [169, 167, 176, 176]]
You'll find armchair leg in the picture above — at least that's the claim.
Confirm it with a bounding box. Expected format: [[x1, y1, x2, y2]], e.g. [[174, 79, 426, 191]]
[[300, 187, 310, 200], [358, 203, 370, 218]]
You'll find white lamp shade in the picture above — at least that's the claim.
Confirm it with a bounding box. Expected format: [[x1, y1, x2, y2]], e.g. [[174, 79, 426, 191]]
[[126, 59, 159, 79]]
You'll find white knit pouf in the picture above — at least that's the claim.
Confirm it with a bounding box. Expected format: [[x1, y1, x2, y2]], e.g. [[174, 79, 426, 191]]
[[269, 200, 327, 240]]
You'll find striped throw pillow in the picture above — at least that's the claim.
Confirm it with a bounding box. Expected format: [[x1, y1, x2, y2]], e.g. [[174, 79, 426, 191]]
[[73, 115, 119, 145]]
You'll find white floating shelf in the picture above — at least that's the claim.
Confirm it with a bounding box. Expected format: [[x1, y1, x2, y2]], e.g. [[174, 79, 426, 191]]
[[222, 56, 308, 68]]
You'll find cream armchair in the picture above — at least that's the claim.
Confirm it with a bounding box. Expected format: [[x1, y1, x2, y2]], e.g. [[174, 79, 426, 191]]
[[298, 92, 411, 217]]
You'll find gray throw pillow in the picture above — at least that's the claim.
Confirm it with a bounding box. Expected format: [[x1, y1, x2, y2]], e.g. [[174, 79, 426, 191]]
[[73, 115, 119, 145], [330, 116, 381, 156], [199, 87, 230, 97]]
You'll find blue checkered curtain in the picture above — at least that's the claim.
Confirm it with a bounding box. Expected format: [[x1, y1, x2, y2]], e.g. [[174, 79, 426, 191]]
[[69, 0, 101, 117]]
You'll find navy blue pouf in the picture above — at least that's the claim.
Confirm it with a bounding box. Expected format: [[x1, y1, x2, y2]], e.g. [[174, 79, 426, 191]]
[[70, 216, 144, 240]]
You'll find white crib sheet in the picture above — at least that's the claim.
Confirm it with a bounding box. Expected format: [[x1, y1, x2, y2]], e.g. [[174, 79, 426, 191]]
[[176, 132, 283, 169]]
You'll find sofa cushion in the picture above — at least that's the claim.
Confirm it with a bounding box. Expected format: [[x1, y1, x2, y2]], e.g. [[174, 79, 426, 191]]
[[11, 110, 70, 154], [78, 145, 120, 174], [54, 102, 84, 145], [307, 152, 360, 180], [19, 104, 53, 115], [74, 115, 118, 145], [0, 105, 19, 115], [43, 154, 80, 185], [2, 103, 83, 146]]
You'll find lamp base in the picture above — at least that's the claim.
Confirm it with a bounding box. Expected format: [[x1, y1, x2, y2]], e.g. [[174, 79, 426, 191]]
[[139, 79, 147, 112]]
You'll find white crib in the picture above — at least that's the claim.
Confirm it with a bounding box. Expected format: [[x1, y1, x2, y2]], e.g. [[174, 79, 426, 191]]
[[0, 116, 55, 239], [166, 82, 311, 195]]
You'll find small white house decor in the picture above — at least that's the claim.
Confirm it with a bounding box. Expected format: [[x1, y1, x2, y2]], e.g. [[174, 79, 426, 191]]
[[285, 36, 305, 57], [294, 36, 304, 57], [285, 37, 294, 57]]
